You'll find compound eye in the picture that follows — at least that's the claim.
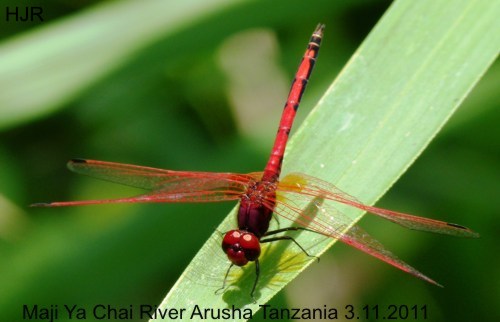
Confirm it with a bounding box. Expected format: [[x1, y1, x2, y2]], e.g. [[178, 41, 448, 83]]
[[239, 232, 261, 261], [222, 230, 240, 253], [221, 230, 261, 266]]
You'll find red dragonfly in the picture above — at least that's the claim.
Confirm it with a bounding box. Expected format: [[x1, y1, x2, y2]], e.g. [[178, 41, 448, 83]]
[[33, 24, 478, 300]]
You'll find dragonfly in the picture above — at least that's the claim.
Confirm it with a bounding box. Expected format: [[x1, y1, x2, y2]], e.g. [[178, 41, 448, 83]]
[[33, 24, 478, 301]]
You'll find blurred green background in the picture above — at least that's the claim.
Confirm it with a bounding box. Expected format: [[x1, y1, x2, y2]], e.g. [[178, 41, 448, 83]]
[[0, 0, 498, 321]]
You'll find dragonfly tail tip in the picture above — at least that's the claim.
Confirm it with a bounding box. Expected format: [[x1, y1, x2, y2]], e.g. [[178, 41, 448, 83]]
[[315, 23, 325, 34]]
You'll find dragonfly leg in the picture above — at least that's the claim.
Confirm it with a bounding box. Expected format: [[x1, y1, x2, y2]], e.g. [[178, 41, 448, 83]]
[[261, 229, 320, 262], [263, 226, 315, 236], [272, 214, 281, 229], [215, 263, 234, 295], [250, 259, 260, 303]]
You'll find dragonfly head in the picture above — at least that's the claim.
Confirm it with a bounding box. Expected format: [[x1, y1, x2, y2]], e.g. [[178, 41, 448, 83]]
[[222, 230, 261, 266]]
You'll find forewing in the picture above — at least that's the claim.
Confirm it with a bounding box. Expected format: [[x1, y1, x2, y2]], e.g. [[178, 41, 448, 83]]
[[68, 159, 252, 189], [279, 173, 478, 238], [32, 159, 258, 207]]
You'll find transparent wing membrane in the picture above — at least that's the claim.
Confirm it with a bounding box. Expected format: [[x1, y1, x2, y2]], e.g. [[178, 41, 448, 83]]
[[32, 159, 256, 207], [272, 187, 441, 285], [279, 173, 479, 238]]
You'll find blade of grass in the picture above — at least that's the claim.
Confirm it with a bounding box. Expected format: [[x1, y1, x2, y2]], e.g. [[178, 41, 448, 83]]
[[0, 0, 239, 130], [153, 0, 498, 319]]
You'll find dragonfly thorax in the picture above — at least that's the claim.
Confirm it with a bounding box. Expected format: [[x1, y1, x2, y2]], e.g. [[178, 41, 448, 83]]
[[222, 230, 261, 266], [244, 179, 277, 201], [237, 180, 276, 238]]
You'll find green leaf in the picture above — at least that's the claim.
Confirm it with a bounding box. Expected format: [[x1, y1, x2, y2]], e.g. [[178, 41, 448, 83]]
[[154, 0, 498, 319], [0, 0, 239, 130]]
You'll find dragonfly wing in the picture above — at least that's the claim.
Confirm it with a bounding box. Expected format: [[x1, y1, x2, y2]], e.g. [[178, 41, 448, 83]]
[[279, 173, 479, 238], [271, 193, 441, 286], [68, 159, 254, 189], [32, 159, 260, 207], [34, 189, 243, 207], [338, 224, 442, 286]]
